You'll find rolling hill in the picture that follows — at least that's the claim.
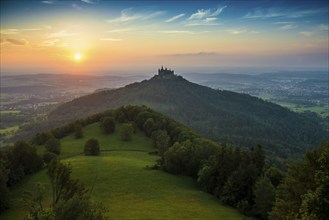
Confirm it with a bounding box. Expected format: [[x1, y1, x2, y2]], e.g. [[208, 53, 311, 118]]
[[1, 122, 244, 220], [50, 71, 327, 160]]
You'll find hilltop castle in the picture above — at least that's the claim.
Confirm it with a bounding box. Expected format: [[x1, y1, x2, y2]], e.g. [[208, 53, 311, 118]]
[[154, 66, 183, 80], [158, 66, 174, 76]]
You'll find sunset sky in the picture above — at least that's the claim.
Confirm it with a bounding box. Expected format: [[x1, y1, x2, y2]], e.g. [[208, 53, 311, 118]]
[[1, 0, 328, 75]]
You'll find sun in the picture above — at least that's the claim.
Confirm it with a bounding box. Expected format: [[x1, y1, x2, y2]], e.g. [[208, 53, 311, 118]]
[[74, 53, 82, 61]]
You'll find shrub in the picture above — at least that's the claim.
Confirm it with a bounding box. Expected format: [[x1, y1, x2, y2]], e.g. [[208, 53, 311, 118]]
[[120, 123, 134, 141], [45, 138, 61, 155], [43, 152, 57, 164], [84, 139, 100, 156], [100, 117, 115, 134]]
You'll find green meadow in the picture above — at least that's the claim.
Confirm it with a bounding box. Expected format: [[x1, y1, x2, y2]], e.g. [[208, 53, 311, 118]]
[[1, 123, 246, 220]]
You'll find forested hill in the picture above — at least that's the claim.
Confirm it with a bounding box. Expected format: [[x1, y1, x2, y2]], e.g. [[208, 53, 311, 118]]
[[50, 73, 327, 160]]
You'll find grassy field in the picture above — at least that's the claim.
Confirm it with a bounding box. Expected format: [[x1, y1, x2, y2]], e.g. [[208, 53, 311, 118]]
[[0, 126, 19, 135], [1, 123, 245, 220], [0, 110, 21, 114], [276, 102, 329, 118]]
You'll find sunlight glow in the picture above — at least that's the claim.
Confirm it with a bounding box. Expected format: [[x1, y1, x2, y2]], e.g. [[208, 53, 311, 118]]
[[74, 53, 82, 61]]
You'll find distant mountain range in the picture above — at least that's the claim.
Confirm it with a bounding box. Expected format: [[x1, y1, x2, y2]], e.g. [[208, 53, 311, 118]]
[[50, 71, 327, 162]]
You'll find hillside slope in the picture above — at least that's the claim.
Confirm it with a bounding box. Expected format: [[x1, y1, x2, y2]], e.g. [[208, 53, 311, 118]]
[[1, 122, 244, 220], [50, 73, 327, 159]]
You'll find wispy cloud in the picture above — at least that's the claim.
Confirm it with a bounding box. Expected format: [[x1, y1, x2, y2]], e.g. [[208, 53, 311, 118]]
[[244, 8, 327, 19], [81, 0, 98, 4], [0, 28, 41, 35], [100, 38, 122, 41], [184, 5, 226, 26], [317, 24, 329, 31], [188, 6, 227, 20], [1, 29, 20, 35], [107, 8, 165, 24], [40, 39, 60, 47], [106, 28, 133, 33], [5, 38, 28, 46], [72, 3, 82, 11], [299, 24, 329, 37], [158, 30, 194, 34], [165, 13, 185, 22], [226, 28, 260, 35], [226, 28, 246, 35], [48, 30, 78, 38], [72, 3, 82, 10], [280, 24, 298, 30], [300, 31, 313, 37], [41, 0, 54, 4], [273, 21, 295, 25]]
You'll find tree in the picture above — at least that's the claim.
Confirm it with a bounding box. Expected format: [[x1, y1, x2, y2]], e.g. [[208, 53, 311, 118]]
[[120, 123, 134, 141], [253, 176, 276, 219], [101, 117, 115, 134], [0, 160, 10, 213], [270, 142, 329, 220], [84, 138, 100, 156], [299, 143, 329, 220], [152, 130, 170, 157], [45, 138, 61, 155], [47, 159, 87, 205], [23, 183, 49, 219], [32, 132, 53, 145], [74, 124, 83, 139], [265, 167, 284, 188], [143, 118, 156, 136], [220, 164, 259, 207], [12, 141, 43, 174], [25, 160, 107, 219], [43, 152, 57, 164]]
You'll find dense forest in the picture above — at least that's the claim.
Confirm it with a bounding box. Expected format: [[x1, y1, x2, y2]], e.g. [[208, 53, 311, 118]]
[[1, 105, 328, 219], [46, 74, 327, 165]]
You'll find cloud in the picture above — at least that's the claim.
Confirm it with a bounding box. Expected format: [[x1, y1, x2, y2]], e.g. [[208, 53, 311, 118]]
[[41, 0, 54, 4], [300, 31, 313, 37], [299, 24, 329, 37], [280, 24, 298, 30], [81, 0, 99, 4], [158, 30, 194, 34], [72, 3, 82, 10], [185, 5, 226, 26], [100, 38, 122, 41], [317, 24, 329, 31], [48, 30, 78, 38], [0, 28, 41, 35], [244, 8, 282, 19], [185, 22, 220, 27], [273, 21, 295, 25], [227, 28, 246, 35], [188, 6, 227, 20], [5, 39, 28, 46], [211, 5, 227, 16], [165, 13, 185, 22], [226, 28, 260, 35], [0, 29, 20, 35], [244, 8, 327, 19], [107, 8, 165, 24], [40, 39, 60, 46], [106, 28, 133, 33]]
